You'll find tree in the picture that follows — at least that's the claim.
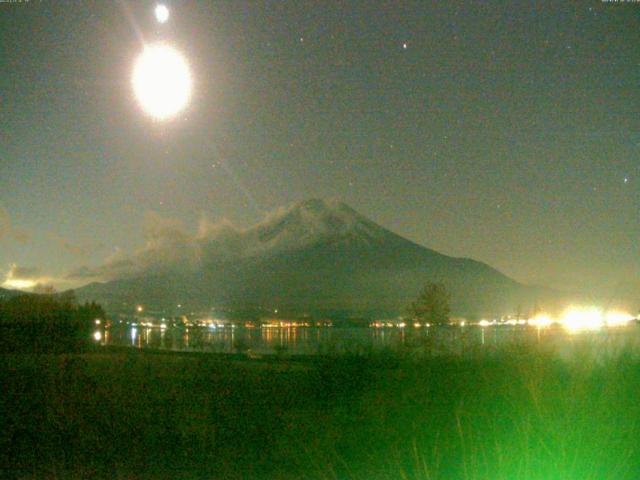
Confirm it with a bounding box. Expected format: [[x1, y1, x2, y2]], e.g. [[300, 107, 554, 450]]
[[0, 293, 106, 353], [409, 282, 451, 325]]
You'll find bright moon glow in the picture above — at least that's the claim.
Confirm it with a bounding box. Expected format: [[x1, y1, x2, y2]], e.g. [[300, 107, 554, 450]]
[[155, 4, 169, 23], [132, 44, 192, 120]]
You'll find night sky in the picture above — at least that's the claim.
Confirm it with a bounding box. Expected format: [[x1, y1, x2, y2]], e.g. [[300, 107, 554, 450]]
[[0, 1, 638, 296]]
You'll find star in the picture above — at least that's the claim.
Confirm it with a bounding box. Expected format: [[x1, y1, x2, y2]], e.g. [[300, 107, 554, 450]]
[[624, 177, 629, 184], [402, 43, 408, 50]]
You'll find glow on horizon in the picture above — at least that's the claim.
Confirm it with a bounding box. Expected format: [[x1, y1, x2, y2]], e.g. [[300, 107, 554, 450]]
[[2, 278, 36, 290]]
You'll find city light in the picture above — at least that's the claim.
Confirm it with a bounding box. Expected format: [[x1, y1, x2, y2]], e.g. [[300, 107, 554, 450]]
[[131, 327, 138, 343], [528, 314, 553, 328], [93, 331, 102, 341], [560, 306, 604, 333]]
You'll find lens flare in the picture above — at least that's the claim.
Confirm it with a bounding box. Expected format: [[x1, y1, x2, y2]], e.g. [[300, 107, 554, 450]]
[[132, 44, 192, 120], [561, 306, 604, 333], [605, 310, 634, 327]]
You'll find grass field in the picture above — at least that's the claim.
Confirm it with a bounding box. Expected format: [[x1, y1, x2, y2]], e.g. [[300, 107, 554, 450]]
[[2, 343, 640, 479]]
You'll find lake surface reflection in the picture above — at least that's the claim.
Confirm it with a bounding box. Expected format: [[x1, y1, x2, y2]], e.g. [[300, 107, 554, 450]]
[[100, 323, 640, 358]]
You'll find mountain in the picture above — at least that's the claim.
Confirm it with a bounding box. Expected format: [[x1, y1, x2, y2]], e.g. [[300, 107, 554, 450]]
[[75, 199, 564, 318]]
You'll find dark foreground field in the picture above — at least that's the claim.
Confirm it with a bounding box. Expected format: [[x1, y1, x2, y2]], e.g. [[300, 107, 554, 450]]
[[2, 344, 640, 480]]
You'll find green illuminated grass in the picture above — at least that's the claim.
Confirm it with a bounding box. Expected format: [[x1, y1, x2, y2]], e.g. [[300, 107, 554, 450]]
[[1, 343, 639, 479]]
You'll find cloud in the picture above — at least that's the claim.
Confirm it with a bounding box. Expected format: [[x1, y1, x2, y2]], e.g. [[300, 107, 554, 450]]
[[67, 249, 138, 281], [0, 205, 31, 244], [8, 265, 41, 280], [0, 207, 9, 241], [48, 233, 90, 256], [68, 211, 207, 282], [12, 228, 31, 244], [66, 207, 263, 283], [66, 200, 353, 284]]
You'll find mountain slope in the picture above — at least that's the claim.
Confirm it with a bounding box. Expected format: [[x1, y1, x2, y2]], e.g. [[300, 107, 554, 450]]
[[75, 199, 562, 317]]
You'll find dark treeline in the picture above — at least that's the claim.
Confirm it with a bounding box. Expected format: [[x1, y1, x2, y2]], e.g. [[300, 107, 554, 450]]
[[0, 292, 105, 353]]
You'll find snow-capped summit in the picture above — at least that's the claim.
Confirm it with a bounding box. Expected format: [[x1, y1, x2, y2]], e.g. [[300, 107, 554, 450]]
[[249, 198, 385, 254], [194, 198, 387, 261]]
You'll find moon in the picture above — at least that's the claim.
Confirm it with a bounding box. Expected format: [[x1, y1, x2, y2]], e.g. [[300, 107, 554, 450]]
[[155, 4, 169, 24], [132, 44, 192, 120]]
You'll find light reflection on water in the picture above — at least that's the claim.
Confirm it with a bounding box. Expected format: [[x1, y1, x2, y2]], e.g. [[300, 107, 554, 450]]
[[101, 324, 640, 357]]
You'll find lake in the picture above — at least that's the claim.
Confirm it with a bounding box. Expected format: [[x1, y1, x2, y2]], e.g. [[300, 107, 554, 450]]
[[97, 323, 640, 358]]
